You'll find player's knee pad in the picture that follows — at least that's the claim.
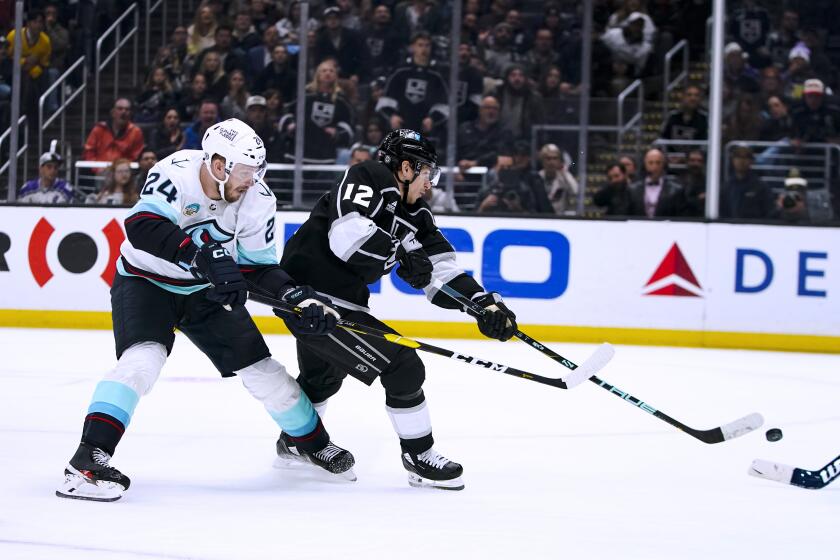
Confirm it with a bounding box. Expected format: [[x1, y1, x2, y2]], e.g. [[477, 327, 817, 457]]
[[380, 349, 426, 404], [236, 357, 300, 412], [103, 341, 167, 396]]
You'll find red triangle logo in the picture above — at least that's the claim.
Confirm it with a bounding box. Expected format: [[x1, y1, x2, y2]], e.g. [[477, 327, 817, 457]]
[[644, 242, 702, 297]]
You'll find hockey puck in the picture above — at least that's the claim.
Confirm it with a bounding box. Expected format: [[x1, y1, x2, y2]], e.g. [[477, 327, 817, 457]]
[[765, 428, 783, 442]]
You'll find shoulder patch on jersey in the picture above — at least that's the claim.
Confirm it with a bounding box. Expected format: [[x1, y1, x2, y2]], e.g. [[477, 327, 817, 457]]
[[170, 157, 190, 168], [184, 203, 200, 216], [258, 183, 272, 197], [385, 201, 397, 213]]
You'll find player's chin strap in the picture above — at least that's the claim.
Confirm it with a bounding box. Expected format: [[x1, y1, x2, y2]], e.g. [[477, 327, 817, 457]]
[[203, 158, 231, 202]]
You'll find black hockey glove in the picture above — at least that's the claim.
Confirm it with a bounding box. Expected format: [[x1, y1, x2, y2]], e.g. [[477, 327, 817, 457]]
[[395, 231, 433, 289], [276, 285, 340, 336], [467, 292, 517, 341], [191, 242, 247, 307]]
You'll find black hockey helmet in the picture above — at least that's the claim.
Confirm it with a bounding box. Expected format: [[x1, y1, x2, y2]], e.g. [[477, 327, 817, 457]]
[[378, 129, 440, 186]]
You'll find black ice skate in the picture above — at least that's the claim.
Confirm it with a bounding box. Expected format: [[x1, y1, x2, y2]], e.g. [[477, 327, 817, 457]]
[[274, 433, 357, 481], [402, 448, 464, 491], [56, 443, 131, 502]]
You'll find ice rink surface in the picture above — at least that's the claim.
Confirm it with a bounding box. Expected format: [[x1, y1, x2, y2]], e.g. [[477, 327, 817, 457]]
[[0, 327, 837, 560]]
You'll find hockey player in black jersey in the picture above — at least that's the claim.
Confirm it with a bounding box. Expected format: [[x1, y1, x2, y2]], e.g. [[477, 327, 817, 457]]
[[277, 129, 519, 490]]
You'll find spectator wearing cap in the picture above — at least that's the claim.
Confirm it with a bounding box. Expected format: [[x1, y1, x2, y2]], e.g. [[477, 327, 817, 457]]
[[233, 11, 261, 52], [791, 79, 840, 148], [315, 6, 364, 81], [376, 32, 448, 136], [721, 145, 774, 219], [606, 1, 656, 44], [19, 149, 73, 203], [482, 22, 523, 79], [455, 41, 485, 123], [723, 42, 760, 97], [535, 143, 579, 215], [600, 12, 654, 77], [782, 42, 816, 101], [359, 5, 401, 83], [661, 84, 708, 145], [278, 59, 355, 164], [183, 99, 220, 150], [628, 148, 686, 218], [254, 44, 297, 101], [496, 64, 544, 141], [82, 98, 145, 163], [798, 27, 834, 88], [774, 169, 810, 223], [394, 0, 443, 38], [243, 94, 282, 160], [593, 161, 633, 216]]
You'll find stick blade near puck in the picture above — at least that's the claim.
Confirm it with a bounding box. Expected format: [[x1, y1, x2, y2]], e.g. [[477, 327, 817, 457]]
[[765, 428, 783, 442]]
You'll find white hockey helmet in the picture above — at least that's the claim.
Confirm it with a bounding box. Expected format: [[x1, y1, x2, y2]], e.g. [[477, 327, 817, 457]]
[[201, 118, 267, 200]]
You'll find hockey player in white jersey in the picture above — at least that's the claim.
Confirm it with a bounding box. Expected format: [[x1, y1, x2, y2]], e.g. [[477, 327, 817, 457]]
[[57, 119, 354, 502]]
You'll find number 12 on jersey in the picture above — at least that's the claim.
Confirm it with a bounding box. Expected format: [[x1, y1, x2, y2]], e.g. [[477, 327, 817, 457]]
[[342, 183, 373, 208]]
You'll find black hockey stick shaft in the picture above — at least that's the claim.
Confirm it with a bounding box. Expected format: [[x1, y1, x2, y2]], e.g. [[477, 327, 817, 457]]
[[246, 289, 573, 389], [434, 281, 762, 444], [433, 280, 585, 371]]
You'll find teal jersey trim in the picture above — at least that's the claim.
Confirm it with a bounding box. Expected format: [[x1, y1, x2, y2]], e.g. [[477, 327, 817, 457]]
[[128, 199, 180, 223], [87, 380, 140, 427], [236, 243, 279, 266]]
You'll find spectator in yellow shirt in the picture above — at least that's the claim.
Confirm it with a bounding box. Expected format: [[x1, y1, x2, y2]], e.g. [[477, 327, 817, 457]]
[[6, 11, 51, 80]]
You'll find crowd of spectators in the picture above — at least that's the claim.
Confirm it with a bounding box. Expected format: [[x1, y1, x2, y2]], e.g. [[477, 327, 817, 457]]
[[5, 0, 840, 223]]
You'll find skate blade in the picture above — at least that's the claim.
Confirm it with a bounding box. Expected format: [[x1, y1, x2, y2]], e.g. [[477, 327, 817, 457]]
[[407, 472, 464, 491], [56, 473, 124, 502], [273, 455, 357, 482]]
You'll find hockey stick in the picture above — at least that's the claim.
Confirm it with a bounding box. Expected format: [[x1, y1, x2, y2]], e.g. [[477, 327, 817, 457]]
[[433, 280, 764, 444], [246, 288, 584, 390], [749, 453, 840, 489]]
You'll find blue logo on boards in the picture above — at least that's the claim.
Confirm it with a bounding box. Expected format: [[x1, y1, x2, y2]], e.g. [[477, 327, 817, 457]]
[[283, 224, 571, 299]]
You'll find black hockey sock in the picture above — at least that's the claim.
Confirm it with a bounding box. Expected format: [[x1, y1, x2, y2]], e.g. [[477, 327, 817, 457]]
[[81, 412, 125, 456], [287, 417, 330, 454]]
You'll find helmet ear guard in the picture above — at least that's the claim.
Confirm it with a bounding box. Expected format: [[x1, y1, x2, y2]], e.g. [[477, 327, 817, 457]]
[[201, 119, 267, 201]]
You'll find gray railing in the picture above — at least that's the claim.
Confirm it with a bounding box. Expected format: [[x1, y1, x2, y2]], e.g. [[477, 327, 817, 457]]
[[38, 56, 87, 158], [74, 161, 486, 210], [1, 115, 29, 202], [95, 3, 139, 127], [662, 39, 689, 122], [651, 138, 709, 172], [145, 0, 168, 66], [617, 79, 644, 154]]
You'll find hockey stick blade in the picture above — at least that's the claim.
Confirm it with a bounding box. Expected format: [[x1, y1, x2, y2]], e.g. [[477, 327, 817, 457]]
[[563, 343, 615, 388], [749, 453, 840, 489], [720, 412, 765, 441]]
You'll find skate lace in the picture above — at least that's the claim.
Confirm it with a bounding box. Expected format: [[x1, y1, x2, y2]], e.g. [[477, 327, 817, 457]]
[[314, 443, 343, 462], [418, 448, 450, 469], [91, 448, 112, 467]]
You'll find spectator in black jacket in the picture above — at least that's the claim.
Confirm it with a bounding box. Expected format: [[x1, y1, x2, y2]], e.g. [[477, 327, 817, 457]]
[[680, 149, 707, 217], [496, 64, 544, 140], [457, 95, 514, 172], [376, 32, 449, 136], [232, 11, 261, 52], [760, 95, 794, 141], [253, 44, 297, 101], [791, 79, 840, 147], [149, 107, 185, 159], [721, 145, 774, 219], [359, 5, 401, 83], [593, 161, 633, 216], [455, 41, 485, 124], [629, 148, 686, 218], [315, 6, 363, 81], [661, 84, 708, 144]]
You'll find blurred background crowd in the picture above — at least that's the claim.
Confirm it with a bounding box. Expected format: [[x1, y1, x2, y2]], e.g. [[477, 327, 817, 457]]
[[1, 0, 839, 224]]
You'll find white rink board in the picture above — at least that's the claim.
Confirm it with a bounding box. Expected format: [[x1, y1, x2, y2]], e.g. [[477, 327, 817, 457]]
[[0, 206, 838, 337]]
